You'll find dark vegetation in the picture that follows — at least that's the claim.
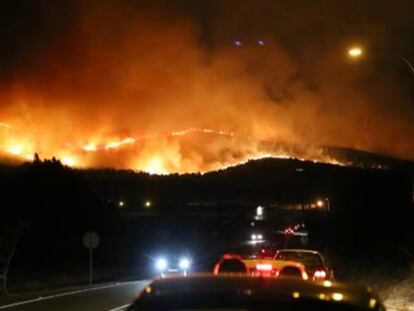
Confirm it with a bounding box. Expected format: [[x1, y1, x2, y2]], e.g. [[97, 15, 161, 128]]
[[0, 155, 413, 293]]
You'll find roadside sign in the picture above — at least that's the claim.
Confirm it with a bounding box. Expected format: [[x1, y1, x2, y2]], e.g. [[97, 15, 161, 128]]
[[83, 232, 100, 249], [83, 232, 99, 285]]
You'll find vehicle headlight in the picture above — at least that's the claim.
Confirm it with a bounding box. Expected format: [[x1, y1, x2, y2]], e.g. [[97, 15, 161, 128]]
[[179, 257, 191, 270], [155, 258, 168, 271]]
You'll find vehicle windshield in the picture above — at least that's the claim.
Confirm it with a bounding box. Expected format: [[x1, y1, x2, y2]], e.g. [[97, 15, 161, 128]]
[[275, 252, 323, 269]]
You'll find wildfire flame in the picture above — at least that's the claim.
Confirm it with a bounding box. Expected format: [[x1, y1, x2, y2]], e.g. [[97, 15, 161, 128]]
[[0, 120, 348, 175]]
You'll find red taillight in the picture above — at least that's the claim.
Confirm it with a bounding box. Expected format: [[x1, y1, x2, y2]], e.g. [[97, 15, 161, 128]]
[[285, 228, 294, 235], [213, 263, 219, 275], [314, 270, 327, 280], [256, 263, 273, 271], [223, 253, 238, 260]]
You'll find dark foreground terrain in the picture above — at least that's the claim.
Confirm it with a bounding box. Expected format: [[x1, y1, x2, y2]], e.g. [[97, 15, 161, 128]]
[[0, 153, 413, 292]]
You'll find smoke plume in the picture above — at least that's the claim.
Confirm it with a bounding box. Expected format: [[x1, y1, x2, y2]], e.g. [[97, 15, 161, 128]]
[[0, 0, 413, 173]]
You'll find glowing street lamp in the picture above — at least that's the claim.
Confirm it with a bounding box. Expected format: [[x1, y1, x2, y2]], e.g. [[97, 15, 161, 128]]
[[348, 46, 363, 58], [316, 199, 324, 208], [347, 45, 414, 76], [144, 200, 152, 208], [254, 206, 264, 220], [315, 197, 330, 212]]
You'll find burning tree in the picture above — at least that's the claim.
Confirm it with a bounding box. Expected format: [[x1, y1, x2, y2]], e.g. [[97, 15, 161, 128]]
[[0, 221, 27, 295]]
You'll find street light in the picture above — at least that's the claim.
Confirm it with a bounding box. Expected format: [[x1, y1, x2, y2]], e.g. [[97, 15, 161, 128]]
[[347, 45, 414, 76], [348, 46, 363, 58], [316, 197, 330, 212], [256, 206, 265, 219], [144, 200, 152, 208]]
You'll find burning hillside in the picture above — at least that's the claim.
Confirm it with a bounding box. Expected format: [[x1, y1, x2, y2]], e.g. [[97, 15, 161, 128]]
[[0, 123, 347, 174]]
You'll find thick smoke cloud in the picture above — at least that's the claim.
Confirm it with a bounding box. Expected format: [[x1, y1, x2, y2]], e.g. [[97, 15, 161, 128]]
[[0, 0, 413, 173]]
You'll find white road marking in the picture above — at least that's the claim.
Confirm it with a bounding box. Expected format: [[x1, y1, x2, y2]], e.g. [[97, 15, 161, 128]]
[[0, 282, 139, 310], [107, 304, 130, 311]]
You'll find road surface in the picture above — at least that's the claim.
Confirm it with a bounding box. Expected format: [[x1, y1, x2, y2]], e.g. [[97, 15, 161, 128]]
[[0, 281, 149, 311]]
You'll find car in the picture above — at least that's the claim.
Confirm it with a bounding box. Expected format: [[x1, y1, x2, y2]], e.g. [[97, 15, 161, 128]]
[[153, 253, 192, 276], [126, 274, 385, 311], [274, 249, 334, 281], [213, 253, 308, 280]]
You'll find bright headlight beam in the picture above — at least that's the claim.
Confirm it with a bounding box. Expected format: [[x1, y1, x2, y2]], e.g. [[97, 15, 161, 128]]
[[179, 258, 190, 270], [155, 258, 168, 271]]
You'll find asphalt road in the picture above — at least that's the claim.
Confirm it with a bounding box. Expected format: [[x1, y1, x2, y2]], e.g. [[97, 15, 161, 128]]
[[0, 281, 149, 311]]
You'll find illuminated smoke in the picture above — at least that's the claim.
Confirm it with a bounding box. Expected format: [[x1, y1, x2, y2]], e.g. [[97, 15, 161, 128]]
[[0, 1, 413, 174]]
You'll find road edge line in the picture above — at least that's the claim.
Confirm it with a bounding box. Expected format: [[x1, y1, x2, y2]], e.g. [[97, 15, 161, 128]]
[[107, 303, 130, 311], [0, 282, 136, 310]]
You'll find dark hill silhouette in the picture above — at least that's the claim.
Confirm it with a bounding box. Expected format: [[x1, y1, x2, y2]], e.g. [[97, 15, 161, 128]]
[[0, 154, 412, 287]]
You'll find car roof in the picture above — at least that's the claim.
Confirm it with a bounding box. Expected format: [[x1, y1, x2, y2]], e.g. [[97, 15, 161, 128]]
[[140, 274, 381, 310], [276, 249, 322, 255]]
